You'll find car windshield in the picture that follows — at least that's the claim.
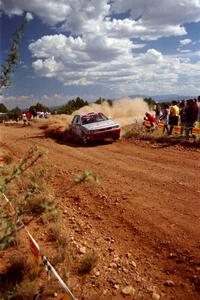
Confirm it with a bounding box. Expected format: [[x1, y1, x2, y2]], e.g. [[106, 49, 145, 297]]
[[81, 113, 108, 125]]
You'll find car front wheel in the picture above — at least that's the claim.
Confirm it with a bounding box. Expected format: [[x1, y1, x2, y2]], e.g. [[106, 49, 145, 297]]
[[112, 136, 120, 141], [82, 134, 88, 145]]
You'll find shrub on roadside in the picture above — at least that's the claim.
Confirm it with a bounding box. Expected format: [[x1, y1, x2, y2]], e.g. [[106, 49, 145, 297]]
[[78, 251, 98, 275]]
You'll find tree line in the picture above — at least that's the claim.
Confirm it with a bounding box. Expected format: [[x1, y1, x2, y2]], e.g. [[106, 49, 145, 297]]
[[0, 97, 114, 120], [0, 97, 160, 118]]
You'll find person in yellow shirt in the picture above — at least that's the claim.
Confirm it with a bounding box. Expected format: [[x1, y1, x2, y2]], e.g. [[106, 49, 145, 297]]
[[168, 100, 180, 135]]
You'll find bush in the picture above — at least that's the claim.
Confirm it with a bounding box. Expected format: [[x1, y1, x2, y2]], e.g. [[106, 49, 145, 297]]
[[78, 251, 98, 275]]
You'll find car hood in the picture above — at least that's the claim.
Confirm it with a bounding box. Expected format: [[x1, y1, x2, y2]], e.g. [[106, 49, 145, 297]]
[[82, 119, 119, 131]]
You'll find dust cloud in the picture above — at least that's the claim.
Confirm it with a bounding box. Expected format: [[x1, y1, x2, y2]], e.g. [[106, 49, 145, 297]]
[[74, 97, 148, 126], [42, 97, 148, 140]]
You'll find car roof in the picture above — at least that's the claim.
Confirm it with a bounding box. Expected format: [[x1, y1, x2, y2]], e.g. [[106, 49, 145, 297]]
[[79, 111, 101, 117]]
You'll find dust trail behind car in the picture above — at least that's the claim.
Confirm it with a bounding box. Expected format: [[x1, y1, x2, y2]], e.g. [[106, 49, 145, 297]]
[[42, 97, 148, 141], [77, 97, 148, 126]]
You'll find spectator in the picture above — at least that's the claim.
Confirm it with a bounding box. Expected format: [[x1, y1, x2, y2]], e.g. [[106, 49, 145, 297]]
[[197, 96, 200, 122], [144, 112, 157, 131], [22, 113, 27, 125], [44, 111, 49, 119], [26, 110, 31, 126], [32, 110, 37, 118], [159, 104, 170, 134], [153, 102, 161, 122], [179, 101, 186, 135], [168, 101, 180, 136], [184, 99, 198, 138], [15, 112, 19, 123]]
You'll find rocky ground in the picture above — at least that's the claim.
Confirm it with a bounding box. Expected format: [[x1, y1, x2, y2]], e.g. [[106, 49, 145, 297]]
[[0, 121, 200, 300]]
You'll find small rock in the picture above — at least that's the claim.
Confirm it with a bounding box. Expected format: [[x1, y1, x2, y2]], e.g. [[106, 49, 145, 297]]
[[126, 252, 132, 258], [113, 256, 120, 262], [108, 247, 114, 252], [96, 215, 103, 220], [121, 286, 135, 295], [103, 289, 108, 295], [54, 292, 58, 297], [147, 285, 155, 292], [109, 262, 117, 268], [122, 268, 128, 273], [169, 252, 175, 258], [95, 271, 100, 277], [152, 292, 160, 300], [131, 260, 137, 267], [114, 284, 120, 290], [164, 280, 175, 287], [79, 246, 86, 254], [136, 275, 142, 282]]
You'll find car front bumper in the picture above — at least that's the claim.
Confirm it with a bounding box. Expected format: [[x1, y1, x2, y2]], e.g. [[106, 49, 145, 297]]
[[85, 128, 121, 141]]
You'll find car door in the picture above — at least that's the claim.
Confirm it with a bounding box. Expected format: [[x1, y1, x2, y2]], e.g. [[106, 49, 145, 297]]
[[71, 115, 78, 135]]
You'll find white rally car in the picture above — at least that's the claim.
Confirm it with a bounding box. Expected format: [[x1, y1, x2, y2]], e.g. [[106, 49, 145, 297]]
[[69, 111, 121, 144]]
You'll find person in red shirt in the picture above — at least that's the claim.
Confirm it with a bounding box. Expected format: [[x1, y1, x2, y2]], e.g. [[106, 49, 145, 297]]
[[26, 110, 31, 126], [144, 112, 157, 131]]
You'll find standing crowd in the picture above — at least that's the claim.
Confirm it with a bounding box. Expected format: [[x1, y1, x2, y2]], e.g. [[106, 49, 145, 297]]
[[15, 110, 50, 125], [144, 96, 200, 138]]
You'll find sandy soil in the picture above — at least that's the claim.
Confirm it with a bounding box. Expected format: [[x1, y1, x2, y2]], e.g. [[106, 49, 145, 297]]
[[0, 122, 200, 300]]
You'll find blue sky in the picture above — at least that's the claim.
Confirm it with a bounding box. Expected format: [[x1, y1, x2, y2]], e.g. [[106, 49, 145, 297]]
[[0, 0, 200, 108]]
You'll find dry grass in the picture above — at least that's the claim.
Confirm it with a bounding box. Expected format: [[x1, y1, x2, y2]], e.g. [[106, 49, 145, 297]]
[[23, 194, 47, 214], [5, 164, 56, 216], [47, 218, 69, 247], [78, 251, 98, 275], [14, 280, 39, 300], [0, 254, 26, 293], [123, 124, 200, 148]]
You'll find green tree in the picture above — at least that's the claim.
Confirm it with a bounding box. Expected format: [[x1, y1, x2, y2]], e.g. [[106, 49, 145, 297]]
[[29, 102, 50, 113], [58, 97, 88, 114], [10, 106, 22, 115], [0, 17, 28, 88], [0, 103, 8, 113], [95, 97, 113, 106]]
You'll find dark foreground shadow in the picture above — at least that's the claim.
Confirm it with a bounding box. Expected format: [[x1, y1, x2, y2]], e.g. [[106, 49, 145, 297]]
[[53, 137, 115, 148], [42, 126, 118, 147]]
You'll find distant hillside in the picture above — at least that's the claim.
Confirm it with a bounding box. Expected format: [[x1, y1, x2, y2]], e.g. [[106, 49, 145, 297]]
[[129, 94, 194, 102], [1, 94, 198, 110]]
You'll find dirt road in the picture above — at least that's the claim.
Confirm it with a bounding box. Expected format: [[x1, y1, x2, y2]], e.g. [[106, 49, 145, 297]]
[[1, 123, 200, 299]]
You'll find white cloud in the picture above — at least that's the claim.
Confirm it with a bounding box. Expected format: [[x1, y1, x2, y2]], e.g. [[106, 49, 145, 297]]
[[178, 49, 191, 53], [180, 38, 192, 46], [111, 0, 200, 25], [0, 0, 71, 25], [1, 0, 200, 96], [110, 0, 200, 40], [25, 12, 33, 21], [28, 33, 200, 96], [1, 0, 200, 40]]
